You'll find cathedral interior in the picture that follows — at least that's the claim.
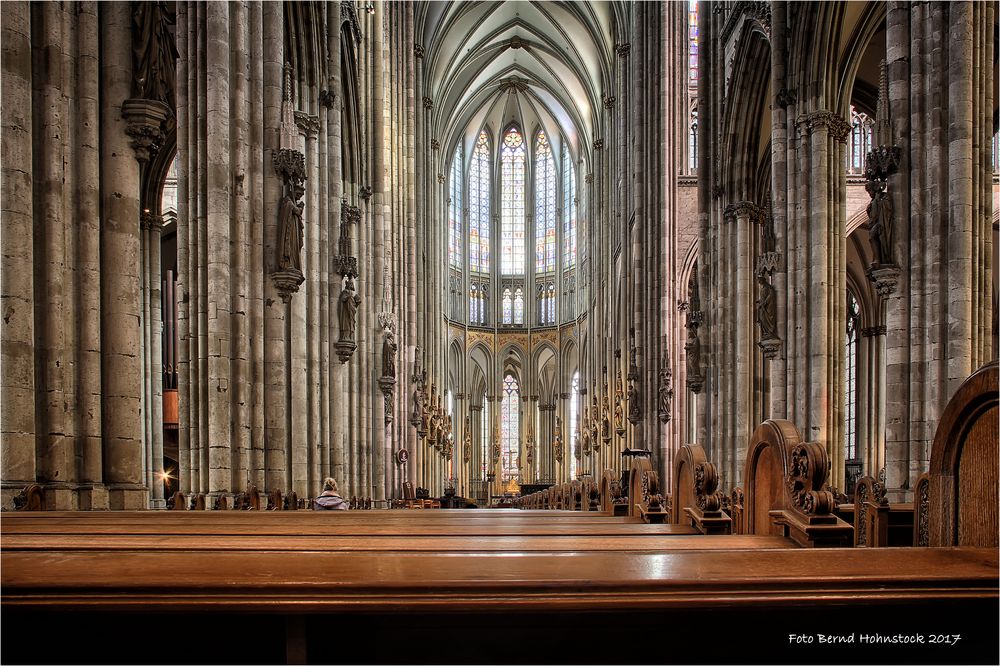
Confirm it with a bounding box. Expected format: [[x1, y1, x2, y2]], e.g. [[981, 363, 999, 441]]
[[3, 0, 995, 511], [1, 1, 998, 662]]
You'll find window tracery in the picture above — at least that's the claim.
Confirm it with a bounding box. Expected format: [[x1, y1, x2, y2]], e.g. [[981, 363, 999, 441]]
[[501, 127, 526, 275], [501, 374, 520, 482], [535, 131, 556, 274]]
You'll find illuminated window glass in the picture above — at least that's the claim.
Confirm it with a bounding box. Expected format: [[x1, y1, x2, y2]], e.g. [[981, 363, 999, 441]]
[[535, 131, 556, 273], [481, 392, 489, 476], [502, 288, 513, 325], [501, 374, 520, 483], [847, 106, 873, 175], [845, 291, 860, 461], [569, 371, 579, 479], [449, 145, 463, 268], [689, 0, 699, 85], [501, 127, 526, 275], [513, 287, 524, 325], [562, 147, 577, 269], [470, 130, 491, 273], [469, 284, 478, 322]]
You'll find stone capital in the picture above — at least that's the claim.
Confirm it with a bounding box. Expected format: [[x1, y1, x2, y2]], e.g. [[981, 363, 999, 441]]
[[723, 201, 764, 223], [615, 43, 630, 58], [414, 44, 425, 58], [140, 211, 165, 233], [796, 110, 851, 142], [294, 111, 320, 138], [861, 325, 887, 338]]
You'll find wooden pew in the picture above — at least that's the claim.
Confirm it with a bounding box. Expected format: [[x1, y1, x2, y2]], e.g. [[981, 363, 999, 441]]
[[2, 513, 996, 665], [672, 444, 732, 534], [927, 360, 998, 547], [853, 475, 914, 547], [628, 456, 669, 523], [743, 419, 853, 547]]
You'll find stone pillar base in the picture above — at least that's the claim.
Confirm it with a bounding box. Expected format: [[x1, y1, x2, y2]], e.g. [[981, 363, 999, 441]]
[[107, 484, 148, 510], [44, 485, 78, 510], [78, 485, 110, 511]]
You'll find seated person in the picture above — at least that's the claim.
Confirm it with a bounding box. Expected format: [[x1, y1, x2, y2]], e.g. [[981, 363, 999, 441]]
[[314, 477, 348, 510]]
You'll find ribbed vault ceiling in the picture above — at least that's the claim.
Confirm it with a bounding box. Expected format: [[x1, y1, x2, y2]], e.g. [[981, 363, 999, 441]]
[[420, 1, 613, 162]]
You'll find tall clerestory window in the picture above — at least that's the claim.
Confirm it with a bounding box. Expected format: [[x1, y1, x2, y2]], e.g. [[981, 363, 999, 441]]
[[469, 131, 491, 274], [480, 392, 489, 477], [688, 0, 699, 85], [501, 374, 521, 483], [847, 106, 874, 175], [562, 146, 577, 269], [449, 146, 463, 269], [535, 131, 556, 274], [500, 126, 526, 276], [845, 291, 860, 464], [568, 371, 580, 479]]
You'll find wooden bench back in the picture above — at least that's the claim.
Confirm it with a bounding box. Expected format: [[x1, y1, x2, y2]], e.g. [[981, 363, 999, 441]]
[[743, 420, 797, 536], [744, 419, 852, 546], [672, 444, 731, 533], [928, 360, 998, 547]]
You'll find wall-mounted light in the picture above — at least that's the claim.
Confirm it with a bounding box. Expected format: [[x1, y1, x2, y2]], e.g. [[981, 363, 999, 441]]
[[364, 3, 375, 15]]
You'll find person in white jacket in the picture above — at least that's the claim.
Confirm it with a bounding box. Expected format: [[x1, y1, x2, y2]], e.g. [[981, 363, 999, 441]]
[[314, 477, 349, 510]]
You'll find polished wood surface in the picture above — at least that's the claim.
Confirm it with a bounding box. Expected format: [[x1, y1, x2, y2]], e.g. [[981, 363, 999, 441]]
[[929, 360, 999, 547], [4, 545, 995, 610]]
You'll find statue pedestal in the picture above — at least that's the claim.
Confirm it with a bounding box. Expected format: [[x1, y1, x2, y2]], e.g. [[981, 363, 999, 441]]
[[271, 269, 304, 302], [758, 337, 782, 359], [867, 263, 901, 297], [335, 340, 357, 363]]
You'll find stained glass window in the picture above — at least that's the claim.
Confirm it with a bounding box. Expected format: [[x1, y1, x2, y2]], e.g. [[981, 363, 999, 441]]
[[501, 374, 520, 483], [469, 284, 478, 322], [481, 392, 489, 476], [502, 288, 513, 325], [513, 287, 524, 325], [501, 126, 526, 275], [845, 291, 860, 462], [848, 106, 873, 175], [569, 371, 579, 479], [535, 131, 556, 273], [449, 146, 463, 268], [469, 130, 491, 273], [689, 0, 699, 85], [562, 147, 577, 269]]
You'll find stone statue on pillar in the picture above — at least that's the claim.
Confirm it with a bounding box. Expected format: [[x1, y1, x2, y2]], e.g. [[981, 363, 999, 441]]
[[276, 180, 305, 273], [131, 1, 179, 110], [756, 273, 778, 341], [657, 363, 673, 424], [335, 276, 362, 365], [864, 178, 893, 266], [381, 327, 397, 380], [553, 416, 563, 463], [339, 276, 361, 342], [271, 149, 307, 302]]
